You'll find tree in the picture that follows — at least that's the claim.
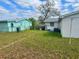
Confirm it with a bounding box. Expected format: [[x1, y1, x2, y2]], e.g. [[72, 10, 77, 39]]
[[28, 18, 36, 29], [38, 0, 60, 22]]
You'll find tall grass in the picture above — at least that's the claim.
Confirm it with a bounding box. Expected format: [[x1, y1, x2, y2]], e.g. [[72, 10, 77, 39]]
[[0, 30, 79, 59]]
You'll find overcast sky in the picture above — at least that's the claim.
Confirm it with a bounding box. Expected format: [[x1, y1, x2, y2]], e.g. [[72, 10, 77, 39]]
[[0, 0, 79, 19]]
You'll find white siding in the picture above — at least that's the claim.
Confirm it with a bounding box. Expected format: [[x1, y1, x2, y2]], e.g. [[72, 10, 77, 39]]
[[61, 18, 71, 37], [61, 14, 79, 38], [54, 22, 59, 28], [71, 18, 79, 38], [45, 22, 58, 31]]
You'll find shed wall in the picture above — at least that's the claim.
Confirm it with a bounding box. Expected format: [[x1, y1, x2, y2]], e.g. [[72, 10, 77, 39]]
[[61, 14, 79, 38]]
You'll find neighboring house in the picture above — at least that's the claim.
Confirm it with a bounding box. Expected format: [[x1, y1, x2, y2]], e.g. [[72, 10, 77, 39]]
[[0, 18, 32, 32], [44, 11, 79, 38], [44, 16, 59, 31]]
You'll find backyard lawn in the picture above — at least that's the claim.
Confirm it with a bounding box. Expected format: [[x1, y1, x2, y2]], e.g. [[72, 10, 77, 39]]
[[0, 30, 79, 59]]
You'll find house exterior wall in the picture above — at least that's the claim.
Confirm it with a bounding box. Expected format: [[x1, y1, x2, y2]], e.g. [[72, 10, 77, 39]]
[[45, 22, 58, 31], [0, 19, 32, 32], [19, 20, 32, 31], [8, 20, 32, 32], [0, 22, 9, 32], [61, 14, 79, 38], [8, 22, 20, 32]]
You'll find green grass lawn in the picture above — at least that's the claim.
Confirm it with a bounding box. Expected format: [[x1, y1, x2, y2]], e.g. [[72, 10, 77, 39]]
[[0, 30, 79, 59]]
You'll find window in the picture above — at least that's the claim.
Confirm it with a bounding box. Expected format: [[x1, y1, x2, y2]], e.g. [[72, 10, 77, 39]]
[[50, 22, 54, 26]]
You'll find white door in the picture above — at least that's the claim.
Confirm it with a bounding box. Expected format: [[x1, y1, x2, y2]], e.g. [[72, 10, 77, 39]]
[[71, 18, 79, 38]]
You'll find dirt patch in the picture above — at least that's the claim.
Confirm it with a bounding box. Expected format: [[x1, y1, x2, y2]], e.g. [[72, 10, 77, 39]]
[[0, 42, 72, 59]]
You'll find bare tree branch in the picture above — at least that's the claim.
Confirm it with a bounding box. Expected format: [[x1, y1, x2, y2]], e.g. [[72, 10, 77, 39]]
[[38, 0, 60, 22]]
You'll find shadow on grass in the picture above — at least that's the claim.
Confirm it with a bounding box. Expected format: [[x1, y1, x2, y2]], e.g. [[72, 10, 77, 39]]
[[43, 31, 62, 38]]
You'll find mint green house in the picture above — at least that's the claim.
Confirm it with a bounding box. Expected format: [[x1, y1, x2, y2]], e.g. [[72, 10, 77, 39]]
[[0, 18, 32, 32]]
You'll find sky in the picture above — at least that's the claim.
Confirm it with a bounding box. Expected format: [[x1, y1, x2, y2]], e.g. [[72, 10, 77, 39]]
[[0, 0, 79, 19]]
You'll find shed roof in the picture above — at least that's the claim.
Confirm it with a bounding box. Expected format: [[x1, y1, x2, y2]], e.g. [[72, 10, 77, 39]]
[[62, 10, 79, 19]]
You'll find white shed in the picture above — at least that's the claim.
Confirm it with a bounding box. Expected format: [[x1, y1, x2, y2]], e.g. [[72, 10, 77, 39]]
[[60, 11, 79, 38]]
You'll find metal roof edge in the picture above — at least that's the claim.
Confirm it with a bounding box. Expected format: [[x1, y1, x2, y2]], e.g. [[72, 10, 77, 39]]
[[62, 10, 79, 19]]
